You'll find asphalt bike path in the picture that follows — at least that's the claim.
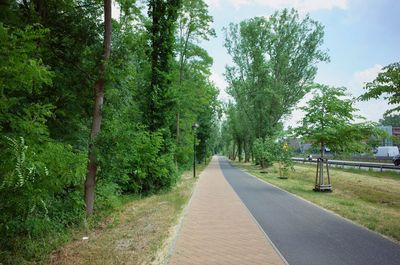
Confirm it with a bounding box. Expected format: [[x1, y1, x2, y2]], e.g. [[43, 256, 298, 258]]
[[219, 156, 400, 265]]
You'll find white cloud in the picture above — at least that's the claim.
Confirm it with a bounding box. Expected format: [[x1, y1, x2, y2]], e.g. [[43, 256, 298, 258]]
[[112, 2, 120, 20], [285, 64, 388, 128], [205, 0, 348, 12], [347, 64, 389, 122], [283, 91, 313, 128], [347, 64, 382, 97], [205, 0, 222, 9]]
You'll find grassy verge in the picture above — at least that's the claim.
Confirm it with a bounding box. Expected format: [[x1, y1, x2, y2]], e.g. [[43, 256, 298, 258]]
[[48, 164, 207, 265], [231, 160, 400, 242]]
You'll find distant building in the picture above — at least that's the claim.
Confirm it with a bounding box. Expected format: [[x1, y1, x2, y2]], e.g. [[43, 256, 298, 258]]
[[393, 127, 400, 137], [379, 126, 393, 146], [378, 125, 400, 146]]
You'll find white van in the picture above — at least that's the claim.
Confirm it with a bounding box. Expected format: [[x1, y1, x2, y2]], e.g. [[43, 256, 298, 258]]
[[374, 146, 400, 157]]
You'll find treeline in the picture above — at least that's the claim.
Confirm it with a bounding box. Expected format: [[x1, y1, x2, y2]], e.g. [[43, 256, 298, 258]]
[[221, 9, 399, 168], [0, 0, 219, 262], [221, 9, 328, 166]]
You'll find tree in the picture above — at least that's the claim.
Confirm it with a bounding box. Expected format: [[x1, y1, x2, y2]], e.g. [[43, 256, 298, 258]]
[[85, 0, 112, 216], [360, 62, 400, 115], [145, 0, 181, 132], [0, 0, 221, 260], [295, 85, 381, 156], [294, 85, 382, 191], [379, 113, 400, 127], [223, 8, 329, 166], [0, 24, 54, 141], [174, 0, 215, 166], [176, 0, 215, 85], [0, 3, 96, 256], [277, 142, 293, 179]]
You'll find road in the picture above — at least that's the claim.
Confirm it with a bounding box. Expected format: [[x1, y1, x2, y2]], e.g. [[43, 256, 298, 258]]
[[218, 157, 400, 265]]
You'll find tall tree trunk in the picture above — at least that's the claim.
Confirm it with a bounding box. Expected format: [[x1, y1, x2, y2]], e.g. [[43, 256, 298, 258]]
[[176, 112, 180, 143], [232, 141, 237, 161], [174, 111, 180, 168], [238, 139, 242, 162], [84, 0, 112, 216], [244, 140, 250, 162], [260, 159, 266, 169], [320, 141, 325, 158], [176, 23, 191, 145]]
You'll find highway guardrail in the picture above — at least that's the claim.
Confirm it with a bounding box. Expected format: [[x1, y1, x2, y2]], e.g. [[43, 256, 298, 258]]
[[292, 157, 400, 171]]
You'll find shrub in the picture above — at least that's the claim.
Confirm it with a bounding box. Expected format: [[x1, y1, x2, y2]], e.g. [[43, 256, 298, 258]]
[[253, 138, 279, 168], [98, 124, 177, 195], [0, 137, 86, 259], [253, 138, 293, 175]]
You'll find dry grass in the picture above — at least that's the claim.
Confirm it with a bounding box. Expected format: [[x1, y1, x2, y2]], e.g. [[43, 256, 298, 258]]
[[48, 165, 205, 265], [232, 161, 400, 242]]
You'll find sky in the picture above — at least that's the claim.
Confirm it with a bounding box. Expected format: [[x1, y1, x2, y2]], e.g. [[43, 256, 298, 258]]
[[200, 0, 400, 127]]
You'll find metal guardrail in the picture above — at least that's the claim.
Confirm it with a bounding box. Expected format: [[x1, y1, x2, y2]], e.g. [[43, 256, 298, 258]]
[[292, 157, 400, 171]]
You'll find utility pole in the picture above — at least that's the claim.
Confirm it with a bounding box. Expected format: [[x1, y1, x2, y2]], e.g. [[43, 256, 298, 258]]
[[204, 139, 207, 165], [192, 123, 199, 177]]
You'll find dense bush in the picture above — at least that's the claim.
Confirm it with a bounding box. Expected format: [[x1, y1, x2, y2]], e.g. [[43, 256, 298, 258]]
[[253, 138, 279, 168], [97, 83, 177, 195], [98, 126, 177, 195], [253, 138, 293, 174], [0, 1, 219, 263], [0, 137, 86, 257]]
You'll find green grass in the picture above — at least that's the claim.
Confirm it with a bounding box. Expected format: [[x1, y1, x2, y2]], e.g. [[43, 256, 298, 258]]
[[232, 161, 400, 242], [48, 163, 207, 265]]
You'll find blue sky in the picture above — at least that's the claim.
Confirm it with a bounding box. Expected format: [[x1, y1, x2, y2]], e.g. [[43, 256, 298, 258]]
[[201, 0, 400, 126]]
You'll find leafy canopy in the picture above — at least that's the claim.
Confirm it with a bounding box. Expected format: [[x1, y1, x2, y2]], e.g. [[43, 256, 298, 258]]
[[224, 8, 329, 139], [379, 113, 400, 127], [295, 85, 382, 155], [360, 62, 400, 115]]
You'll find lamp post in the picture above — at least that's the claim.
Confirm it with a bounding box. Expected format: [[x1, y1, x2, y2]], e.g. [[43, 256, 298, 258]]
[[204, 139, 207, 165], [192, 123, 199, 178]]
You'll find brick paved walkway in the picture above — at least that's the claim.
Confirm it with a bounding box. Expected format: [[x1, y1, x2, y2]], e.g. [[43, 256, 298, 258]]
[[167, 156, 286, 265]]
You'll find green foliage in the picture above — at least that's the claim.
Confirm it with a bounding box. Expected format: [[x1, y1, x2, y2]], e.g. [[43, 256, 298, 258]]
[[222, 8, 328, 163], [360, 62, 400, 115], [97, 19, 179, 195], [252, 137, 293, 172], [379, 113, 400, 127], [0, 23, 54, 139], [176, 0, 216, 82], [145, 0, 182, 132], [224, 8, 329, 140], [98, 125, 177, 194], [177, 0, 216, 43], [253, 138, 279, 167], [0, 4, 97, 261], [0, 137, 86, 259], [0, 0, 220, 262], [169, 0, 220, 166], [277, 143, 294, 178], [294, 85, 384, 156]]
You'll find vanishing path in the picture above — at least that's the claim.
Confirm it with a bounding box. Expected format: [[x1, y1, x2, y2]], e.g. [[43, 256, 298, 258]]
[[168, 156, 286, 265], [219, 157, 400, 265]]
